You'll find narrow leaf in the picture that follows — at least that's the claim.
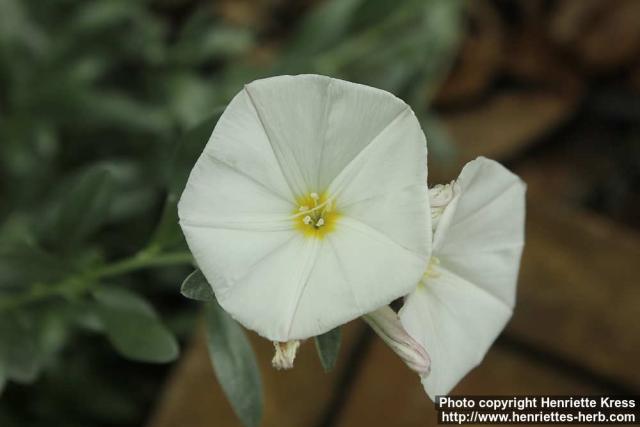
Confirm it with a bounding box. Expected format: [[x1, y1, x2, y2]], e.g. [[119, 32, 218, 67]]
[[150, 111, 223, 251], [180, 269, 214, 301], [286, 0, 364, 57], [0, 313, 39, 383], [0, 360, 6, 395], [315, 327, 342, 372], [205, 300, 262, 427], [94, 287, 179, 363], [46, 165, 116, 249], [168, 110, 223, 197]]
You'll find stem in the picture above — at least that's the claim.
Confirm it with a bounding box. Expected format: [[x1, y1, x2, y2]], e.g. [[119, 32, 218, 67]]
[[95, 251, 193, 280], [0, 251, 193, 312]]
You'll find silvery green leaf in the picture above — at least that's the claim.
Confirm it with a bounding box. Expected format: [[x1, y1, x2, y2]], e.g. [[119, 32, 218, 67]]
[[0, 231, 67, 289], [315, 327, 342, 372], [205, 300, 262, 427], [149, 112, 222, 251], [286, 0, 364, 57], [94, 287, 179, 363], [45, 165, 116, 249], [0, 360, 6, 395], [180, 269, 214, 302], [168, 110, 223, 197], [0, 313, 39, 383]]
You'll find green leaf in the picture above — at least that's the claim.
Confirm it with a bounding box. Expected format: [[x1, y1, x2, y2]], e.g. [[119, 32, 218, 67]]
[[74, 90, 170, 134], [147, 193, 185, 252], [180, 269, 214, 302], [314, 327, 342, 372], [46, 165, 116, 249], [285, 0, 364, 57], [99, 160, 157, 223], [172, 13, 254, 66], [0, 359, 6, 395], [70, 1, 143, 34], [0, 228, 67, 289], [308, 0, 464, 101], [205, 300, 262, 427], [0, 313, 39, 383], [166, 74, 218, 128], [93, 287, 179, 364], [149, 111, 223, 251], [167, 110, 223, 197]]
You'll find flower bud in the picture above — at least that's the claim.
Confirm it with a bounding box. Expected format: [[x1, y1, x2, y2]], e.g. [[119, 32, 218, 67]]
[[363, 306, 430, 376], [429, 181, 459, 230]]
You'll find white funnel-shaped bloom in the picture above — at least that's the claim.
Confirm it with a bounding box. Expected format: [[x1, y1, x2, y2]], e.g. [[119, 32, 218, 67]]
[[179, 75, 431, 341], [400, 157, 526, 399]]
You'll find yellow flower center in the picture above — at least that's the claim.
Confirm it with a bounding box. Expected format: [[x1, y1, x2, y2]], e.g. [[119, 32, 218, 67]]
[[293, 192, 339, 238]]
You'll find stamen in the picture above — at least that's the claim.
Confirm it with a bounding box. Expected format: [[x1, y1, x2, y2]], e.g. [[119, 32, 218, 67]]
[[293, 192, 339, 238]]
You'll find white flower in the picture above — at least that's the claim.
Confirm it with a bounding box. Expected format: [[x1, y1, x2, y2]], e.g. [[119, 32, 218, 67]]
[[178, 75, 431, 341], [399, 157, 526, 399]]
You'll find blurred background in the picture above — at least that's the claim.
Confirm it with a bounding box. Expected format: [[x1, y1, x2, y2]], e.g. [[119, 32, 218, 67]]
[[0, 0, 639, 426]]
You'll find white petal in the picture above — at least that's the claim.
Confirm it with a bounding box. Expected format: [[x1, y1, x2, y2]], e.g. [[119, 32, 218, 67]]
[[399, 268, 512, 399], [328, 217, 428, 311], [244, 75, 329, 195], [178, 152, 294, 227], [276, 217, 428, 340], [204, 84, 295, 202], [330, 107, 431, 256], [244, 74, 412, 195], [215, 233, 321, 340], [433, 157, 526, 307], [318, 78, 409, 189], [180, 226, 297, 298]]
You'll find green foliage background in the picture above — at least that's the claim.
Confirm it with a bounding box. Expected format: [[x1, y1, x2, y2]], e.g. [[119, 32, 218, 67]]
[[0, 0, 463, 425]]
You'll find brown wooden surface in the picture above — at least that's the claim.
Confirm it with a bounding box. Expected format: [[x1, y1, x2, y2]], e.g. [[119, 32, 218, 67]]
[[439, 90, 577, 169], [334, 340, 605, 427], [147, 322, 365, 427], [147, 201, 640, 427], [511, 204, 640, 389]]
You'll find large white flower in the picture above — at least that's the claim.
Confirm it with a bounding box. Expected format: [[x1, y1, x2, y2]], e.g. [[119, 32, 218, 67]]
[[178, 75, 431, 341], [399, 157, 526, 399]]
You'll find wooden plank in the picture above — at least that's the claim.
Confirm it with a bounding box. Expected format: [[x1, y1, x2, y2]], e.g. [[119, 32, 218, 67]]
[[509, 204, 640, 389], [335, 338, 604, 427], [428, 89, 579, 186], [145, 325, 238, 427], [437, 91, 577, 175], [549, 0, 640, 70], [146, 321, 364, 427]]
